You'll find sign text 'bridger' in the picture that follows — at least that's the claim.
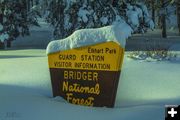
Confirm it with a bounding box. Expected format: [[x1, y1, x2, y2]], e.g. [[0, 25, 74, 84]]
[[48, 42, 124, 107]]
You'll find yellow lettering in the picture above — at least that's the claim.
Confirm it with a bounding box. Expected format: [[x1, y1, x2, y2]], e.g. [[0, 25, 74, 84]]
[[77, 72, 81, 80], [95, 84, 100, 95], [87, 72, 92, 80], [63, 70, 99, 81], [66, 93, 94, 106], [62, 81, 68, 92], [93, 72, 98, 81], [64, 71, 68, 79], [82, 72, 87, 80], [69, 71, 74, 79], [62, 81, 100, 95], [66, 93, 73, 102]]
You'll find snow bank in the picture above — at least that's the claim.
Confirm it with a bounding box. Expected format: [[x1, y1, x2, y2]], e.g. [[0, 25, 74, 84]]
[[46, 21, 133, 54], [1, 50, 180, 120], [116, 54, 180, 107]]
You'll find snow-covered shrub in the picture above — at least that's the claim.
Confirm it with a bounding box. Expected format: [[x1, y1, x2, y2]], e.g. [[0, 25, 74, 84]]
[[128, 40, 178, 61], [128, 50, 178, 61]]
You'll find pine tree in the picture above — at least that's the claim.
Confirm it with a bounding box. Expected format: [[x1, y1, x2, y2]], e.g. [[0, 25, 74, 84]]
[[151, 0, 156, 23], [155, 0, 177, 38], [177, 0, 180, 35], [45, 0, 154, 40], [0, 0, 40, 49]]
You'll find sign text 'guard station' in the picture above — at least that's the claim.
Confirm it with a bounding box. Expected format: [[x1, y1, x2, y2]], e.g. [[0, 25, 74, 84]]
[[46, 24, 128, 107], [47, 41, 124, 107]]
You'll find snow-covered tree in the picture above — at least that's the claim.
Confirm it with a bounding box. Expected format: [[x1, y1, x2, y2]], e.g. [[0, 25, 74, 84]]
[[158, 0, 178, 37], [45, 0, 154, 40], [127, 0, 178, 37], [0, 0, 40, 49], [177, 0, 180, 35], [127, 0, 178, 61]]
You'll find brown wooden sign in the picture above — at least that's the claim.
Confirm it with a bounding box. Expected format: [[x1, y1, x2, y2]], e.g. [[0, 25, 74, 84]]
[[48, 41, 124, 107]]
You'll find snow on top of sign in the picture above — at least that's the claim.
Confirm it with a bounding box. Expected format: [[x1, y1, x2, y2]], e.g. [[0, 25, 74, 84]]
[[46, 21, 133, 54]]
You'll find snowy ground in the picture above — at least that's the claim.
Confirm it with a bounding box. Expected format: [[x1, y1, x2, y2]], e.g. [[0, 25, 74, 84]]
[[0, 49, 180, 120]]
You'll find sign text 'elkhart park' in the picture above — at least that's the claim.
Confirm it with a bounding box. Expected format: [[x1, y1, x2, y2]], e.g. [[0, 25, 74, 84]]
[[48, 41, 124, 107]]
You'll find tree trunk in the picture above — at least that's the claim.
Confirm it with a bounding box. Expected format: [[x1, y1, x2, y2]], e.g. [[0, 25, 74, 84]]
[[35, 0, 39, 5], [0, 42, 5, 49], [152, 0, 155, 24], [177, 1, 180, 35], [26, 0, 30, 12], [162, 15, 167, 38], [6, 40, 11, 48], [0, 6, 4, 24], [112, 0, 118, 7], [0, 14, 3, 24], [0, 5, 5, 49], [161, 0, 167, 38]]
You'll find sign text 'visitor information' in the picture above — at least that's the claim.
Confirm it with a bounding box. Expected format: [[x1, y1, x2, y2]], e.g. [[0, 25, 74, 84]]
[[48, 42, 124, 107]]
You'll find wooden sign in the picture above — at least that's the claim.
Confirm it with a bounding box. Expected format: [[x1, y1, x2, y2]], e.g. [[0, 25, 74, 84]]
[[48, 41, 124, 107]]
